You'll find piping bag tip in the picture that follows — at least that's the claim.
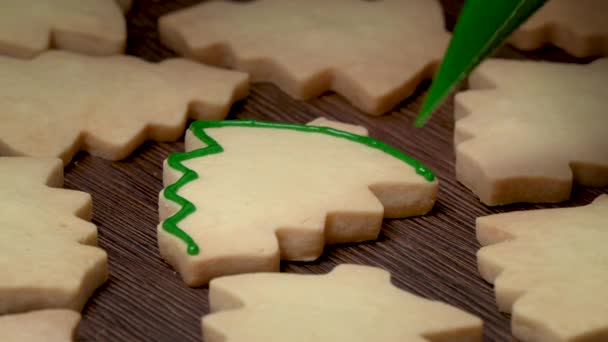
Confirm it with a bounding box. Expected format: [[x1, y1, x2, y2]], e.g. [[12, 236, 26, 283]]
[[414, 0, 548, 128]]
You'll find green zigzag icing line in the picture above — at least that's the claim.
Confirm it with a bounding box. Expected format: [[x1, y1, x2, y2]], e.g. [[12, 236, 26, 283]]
[[163, 120, 435, 256]]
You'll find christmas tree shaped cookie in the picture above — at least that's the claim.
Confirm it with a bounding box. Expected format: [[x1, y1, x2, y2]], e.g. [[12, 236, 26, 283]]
[[455, 58, 608, 205], [477, 195, 608, 342], [0, 0, 129, 58], [0, 51, 249, 165], [204, 265, 482, 342], [510, 0, 608, 57], [0, 310, 80, 342], [0, 157, 107, 314], [159, 0, 449, 115], [158, 120, 437, 286]]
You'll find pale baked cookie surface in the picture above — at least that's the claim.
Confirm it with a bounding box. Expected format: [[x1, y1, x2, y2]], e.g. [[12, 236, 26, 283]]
[[0, 310, 80, 342], [477, 195, 608, 342], [158, 120, 437, 286], [455, 59, 608, 205], [159, 0, 449, 115], [510, 0, 608, 57], [0, 0, 128, 59], [0, 51, 249, 165], [0, 157, 107, 314], [204, 265, 482, 342]]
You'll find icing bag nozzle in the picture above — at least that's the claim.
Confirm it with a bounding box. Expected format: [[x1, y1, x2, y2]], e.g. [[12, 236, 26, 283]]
[[415, 0, 548, 128]]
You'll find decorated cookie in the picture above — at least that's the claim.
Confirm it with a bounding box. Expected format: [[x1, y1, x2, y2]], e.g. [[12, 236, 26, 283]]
[[0, 0, 129, 59], [0, 157, 107, 314], [455, 58, 608, 205], [158, 120, 437, 286], [0, 310, 80, 342], [510, 0, 608, 57], [204, 264, 482, 341], [0, 51, 249, 165], [477, 195, 608, 342], [306, 117, 369, 136], [159, 0, 449, 115]]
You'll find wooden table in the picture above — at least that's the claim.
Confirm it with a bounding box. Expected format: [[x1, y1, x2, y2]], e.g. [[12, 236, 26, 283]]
[[66, 1, 606, 341]]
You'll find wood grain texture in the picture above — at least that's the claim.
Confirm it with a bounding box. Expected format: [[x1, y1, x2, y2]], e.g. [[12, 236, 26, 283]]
[[57, 1, 608, 341]]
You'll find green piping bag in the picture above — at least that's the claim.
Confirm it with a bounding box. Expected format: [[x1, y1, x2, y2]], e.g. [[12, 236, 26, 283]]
[[415, 0, 548, 127]]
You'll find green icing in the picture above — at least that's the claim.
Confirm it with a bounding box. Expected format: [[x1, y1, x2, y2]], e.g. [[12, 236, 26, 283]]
[[163, 120, 435, 256]]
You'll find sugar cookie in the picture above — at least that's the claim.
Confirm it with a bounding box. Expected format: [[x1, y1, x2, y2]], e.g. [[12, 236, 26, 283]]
[[0, 0, 129, 58], [477, 195, 608, 342], [510, 0, 608, 57], [0, 51, 249, 165], [0, 310, 80, 342], [204, 264, 482, 342], [455, 58, 608, 205], [158, 120, 437, 286], [0, 157, 107, 314], [159, 0, 449, 115], [306, 117, 369, 136]]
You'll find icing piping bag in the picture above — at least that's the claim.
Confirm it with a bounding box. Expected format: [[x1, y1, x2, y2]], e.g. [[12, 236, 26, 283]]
[[415, 0, 548, 127]]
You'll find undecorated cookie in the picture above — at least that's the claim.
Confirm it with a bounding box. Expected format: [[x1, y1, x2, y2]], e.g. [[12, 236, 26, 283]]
[[0, 157, 107, 314], [455, 58, 608, 205], [204, 264, 482, 342], [477, 195, 608, 342], [0, 310, 80, 342], [510, 0, 608, 57], [0, 0, 129, 59], [0, 51, 249, 165], [159, 0, 449, 115], [158, 120, 437, 286]]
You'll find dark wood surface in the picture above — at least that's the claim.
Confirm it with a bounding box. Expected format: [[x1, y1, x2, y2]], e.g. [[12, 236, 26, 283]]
[[61, 1, 606, 341]]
